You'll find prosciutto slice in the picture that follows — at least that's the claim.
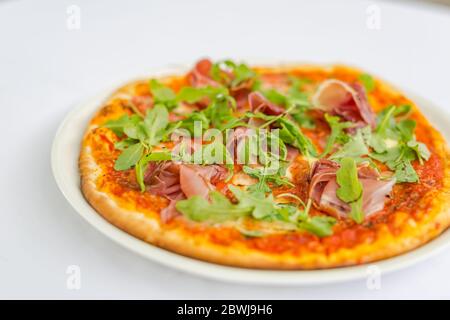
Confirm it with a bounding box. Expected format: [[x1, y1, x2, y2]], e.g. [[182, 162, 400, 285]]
[[144, 161, 228, 222], [248, 92, 285, 116], [312, 79, 376, 129], [131, 95, 153, 114], [179, 164, 228, 199], [309, 159, 395, 219], [144, 162, 182, 200], [187, 58, 220, 88]]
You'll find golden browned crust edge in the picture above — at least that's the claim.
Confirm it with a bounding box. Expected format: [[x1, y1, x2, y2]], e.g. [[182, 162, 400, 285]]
[[79, 65, 450, 269]]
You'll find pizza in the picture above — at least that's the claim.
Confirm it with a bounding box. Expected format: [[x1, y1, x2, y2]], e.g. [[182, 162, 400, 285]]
[[79, 59, 450, 269]]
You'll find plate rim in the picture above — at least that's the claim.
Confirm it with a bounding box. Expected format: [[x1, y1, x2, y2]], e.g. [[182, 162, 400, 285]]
[[51, 64, 450, 286]]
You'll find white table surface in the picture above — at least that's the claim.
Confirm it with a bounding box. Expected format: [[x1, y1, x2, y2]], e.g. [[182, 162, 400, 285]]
[[1, 0, 450, 299]]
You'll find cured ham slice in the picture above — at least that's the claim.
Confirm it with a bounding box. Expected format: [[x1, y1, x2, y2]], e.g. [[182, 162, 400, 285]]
[[179, 164, 228, 199], [312, 79, 376, 129], [309, 159, 394, 219], [144, 162, 182, 200], [131, 95, 153, 114], [286, 146, 300, 161], [248, 92, 285, 116], [144, 161, 228, 222], [187, 59, 220, 88]]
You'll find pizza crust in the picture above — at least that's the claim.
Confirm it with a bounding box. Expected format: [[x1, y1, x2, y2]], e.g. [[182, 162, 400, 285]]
[[79, 65, 450, 269]]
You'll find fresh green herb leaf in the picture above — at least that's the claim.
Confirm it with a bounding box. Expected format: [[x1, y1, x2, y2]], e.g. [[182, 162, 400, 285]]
[[203, 95, 236, 130], [358, 73, 375, 92], [262, 86, 314, 128], [236, 227, 266, 238], [263, 89, 287, 105], [407, 140, 430, 165], [336, 158, 363, 202], [396, 119, 416, 141], [104, 114, 141, 137], [329, 130, 369, 161], [135, 151, 175, 191], [176, 86, 228, 104], [394, 160, 418, 183], [278, 118, 317, 158], [149, 79, 177, 109], [211, 60, 256, 87], [178, 111, 210, 136], [231, 63, 256, 87], [229, 185, 276, 220], [144, 104, 169, 145], [114, 138, 139, 151], [176, 191, 253, 222], [289, 76, 312, 91], [378, 104, 411, 119], [368, 105, 430, 183], [335, 157, 364, 223], [114, 143, 144, 171], [376, 105, 396, 135], [320, 114, 353, 158], [123, 121, 148, 142], [243, 164, 293, 193], [178, 186, 335, 237], [349, 196, 364, 224], [299, 215, 336, 237]]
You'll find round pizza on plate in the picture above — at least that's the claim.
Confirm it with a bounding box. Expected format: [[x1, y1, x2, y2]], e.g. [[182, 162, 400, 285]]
[[79, 59, 450, 269]]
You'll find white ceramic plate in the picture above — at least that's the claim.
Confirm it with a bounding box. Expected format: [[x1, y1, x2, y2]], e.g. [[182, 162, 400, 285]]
[[52, 66, 450, 286]]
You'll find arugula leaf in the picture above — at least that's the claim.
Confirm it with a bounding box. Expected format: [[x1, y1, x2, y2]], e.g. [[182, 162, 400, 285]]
[[358, 73, 375, 92], [407, 140, 430, 165], [263, 89, 287, 105], [243, 164, 293, 193], [397, 119, 416, 141], [114, 138, 138, 151], [104, 114, 141, 137], [262, 86, 314, 128], [231, 63, 256, 87], [349, 196, 364, 224], [106, 104, 171, 189], [176, 191, 253, 222], [211, 60, 256, 87], [123, 121, 148, 142], [278, 118, 317, 158], [369, 145, 403, 164], [178, 111, 210, 136], [176, 86, 237, 131], [176, 86, 228, 104], [178, 186, 335, 237], [376, 105, 396, 135], [203, 95, 236, 130], [135, 152, 173, 191], [329, 130, 369, 161], [367, 105, 430, 183], [335, 157, 364, 223], [299, 215, 336, 237], [378, 104, 411, 119], [149, 79, 177, 109], [289, 76, 312, 91], [336, 158, 363, 202], [320, 114, 353, 158], [144, 104, 169, 145], [394, 160, 418, 182], [229, 185, 276, 220], [236, 227, 266, 238], [114, 143, 145, 171], [278, 199, 336, 237]]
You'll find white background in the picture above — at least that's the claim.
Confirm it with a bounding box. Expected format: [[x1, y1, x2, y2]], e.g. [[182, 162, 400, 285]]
[[1, 0, 449, 299]]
